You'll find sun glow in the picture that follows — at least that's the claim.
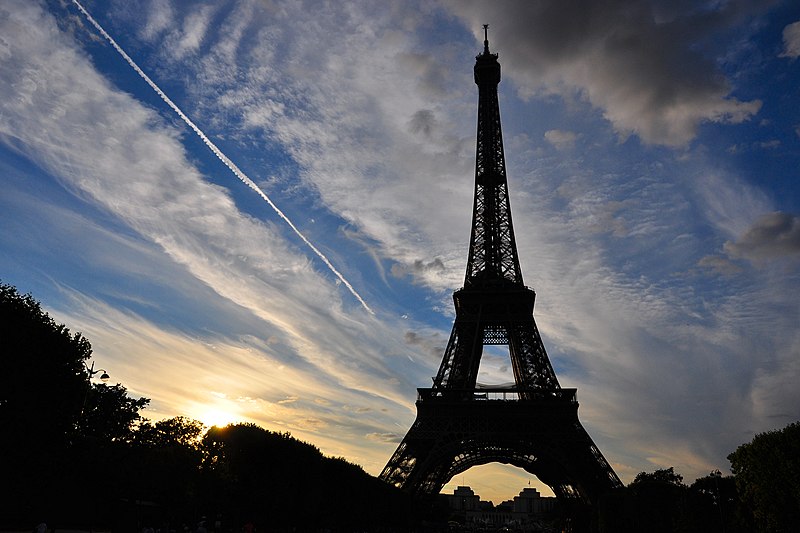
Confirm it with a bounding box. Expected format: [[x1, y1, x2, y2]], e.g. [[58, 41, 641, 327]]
[[195, 406, 242, 428]]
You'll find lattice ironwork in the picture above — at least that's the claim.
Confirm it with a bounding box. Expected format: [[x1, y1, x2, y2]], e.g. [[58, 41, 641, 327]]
[[381, 28, 622, 511], [465, 39, 522, 288]]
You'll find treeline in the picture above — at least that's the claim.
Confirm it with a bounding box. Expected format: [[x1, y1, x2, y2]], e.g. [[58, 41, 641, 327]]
[[47, 418, 422, 531], [2, 282, 799, 532], [598, 448, 797, 533], [5, 414, 424, 530], [0, 282, 428, 531]]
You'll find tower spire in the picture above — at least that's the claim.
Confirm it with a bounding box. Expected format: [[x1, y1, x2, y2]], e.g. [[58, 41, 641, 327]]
[[467, 24, 521, 288]]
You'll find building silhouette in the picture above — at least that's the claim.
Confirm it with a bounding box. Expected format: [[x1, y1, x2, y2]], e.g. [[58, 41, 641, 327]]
[[443, 485, 559, 531], [380, 26, 622, 524]]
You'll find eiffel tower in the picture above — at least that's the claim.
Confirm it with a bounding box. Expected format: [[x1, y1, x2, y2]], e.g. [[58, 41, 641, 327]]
[[380, 27, 622, 507]]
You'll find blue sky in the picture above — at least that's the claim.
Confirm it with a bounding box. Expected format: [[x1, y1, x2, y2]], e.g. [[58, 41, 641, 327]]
[[1, 0, 799, 503]]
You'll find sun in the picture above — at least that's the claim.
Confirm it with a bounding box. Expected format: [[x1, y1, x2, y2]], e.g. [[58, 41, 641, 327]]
[[197, 407, 241, 428]]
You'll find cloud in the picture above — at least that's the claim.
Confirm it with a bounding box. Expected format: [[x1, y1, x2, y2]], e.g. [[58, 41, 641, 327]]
[[278, 396, 299, 404], [136, 0, 476, 293], [444, 0, 762, 146], [724, 212, 800, 261], [404, 330, 447, 361], [696, 255, 743, 276], [139, 0, 175, 41], [543, 129, 578, 150], [759, 139, 781, 149], [780, 20, 800, 58], [366, 432, 403, 444], [0, 0, 427, 414], [391, 258, 447, 281], [5, 0, 799, 498], [50, 289, 418, 468], [409, 109, 438, 137]]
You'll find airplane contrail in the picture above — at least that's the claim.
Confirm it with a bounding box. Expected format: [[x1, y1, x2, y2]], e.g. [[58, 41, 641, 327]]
[[72, 0, 373, 314]]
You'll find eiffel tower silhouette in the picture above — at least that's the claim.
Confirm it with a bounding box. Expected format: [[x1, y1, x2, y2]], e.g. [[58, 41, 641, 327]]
[[380, 27, 622, 507]]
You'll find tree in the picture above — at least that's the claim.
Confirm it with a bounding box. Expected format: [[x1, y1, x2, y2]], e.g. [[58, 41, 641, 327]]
[[78, 382, 150, 442], [623, 467, 687, 533], [120, 417, 207, 524], [0, 281, 149, 526], [1, 282, 93, 445], [631, 466, 685, 487], [686, 470, 751, 532], [199, 423, 420, 530], [728, 421, 800, 532]]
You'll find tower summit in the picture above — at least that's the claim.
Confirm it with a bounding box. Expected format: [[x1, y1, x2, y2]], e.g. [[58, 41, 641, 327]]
[[380, 28, 622, 514], [468, 24, 520, 288]]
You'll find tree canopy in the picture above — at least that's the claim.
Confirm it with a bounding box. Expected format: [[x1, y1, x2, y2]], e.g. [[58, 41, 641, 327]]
[[0, 281, 150, 525], [728, 420, 800, 531]]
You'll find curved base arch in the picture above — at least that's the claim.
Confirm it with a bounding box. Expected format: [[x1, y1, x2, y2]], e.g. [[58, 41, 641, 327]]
[[380, 390, 621, 506]]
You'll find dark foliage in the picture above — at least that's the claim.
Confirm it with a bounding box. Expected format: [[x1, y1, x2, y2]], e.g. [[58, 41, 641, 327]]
[[598, 468, 753, 533], [0, 282, 149, 526], [729, 421, 800, 532], [198, 423, 421, 531]]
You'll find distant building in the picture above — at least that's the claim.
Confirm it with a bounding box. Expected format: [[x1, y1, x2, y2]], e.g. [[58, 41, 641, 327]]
[[443, 485, 558, 530], [447, 485, 481, 511], [514, 487, 557, 515]]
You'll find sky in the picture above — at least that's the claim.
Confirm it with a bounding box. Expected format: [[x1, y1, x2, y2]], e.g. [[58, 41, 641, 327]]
[[1, 0, 799, 504]]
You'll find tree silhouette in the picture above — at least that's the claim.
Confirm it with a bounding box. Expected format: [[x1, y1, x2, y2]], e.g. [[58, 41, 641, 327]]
[[199, 423, 421, 530], [687, 470, 750, 532], [729, 420, 800, 532], [0, 281, 149, 526]]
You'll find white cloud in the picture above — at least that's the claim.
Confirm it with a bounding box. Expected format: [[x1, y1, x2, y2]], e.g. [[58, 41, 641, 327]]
[[134, 0, 480, 293], [544, 129, 577, 150], [139, 0, 174, 41], [780, 20, 800, 59], [162, 3, 216, 58], [0, 0, 427, 417]]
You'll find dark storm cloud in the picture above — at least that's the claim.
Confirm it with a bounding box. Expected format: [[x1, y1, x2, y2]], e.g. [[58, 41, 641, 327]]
[[724, 212, 800, 260], [444, 0, 766, 146]]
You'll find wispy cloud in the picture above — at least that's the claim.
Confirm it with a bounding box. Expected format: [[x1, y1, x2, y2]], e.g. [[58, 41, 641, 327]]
[[0, 0, 425, 417], [121, 0, 797, 485], [2, 0, 799, 503], [54, 291, 410, 469], [72, 0, 372, 314]]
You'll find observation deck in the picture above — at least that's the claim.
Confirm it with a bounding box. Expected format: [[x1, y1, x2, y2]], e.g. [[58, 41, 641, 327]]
[[417, 387, 577, 403]]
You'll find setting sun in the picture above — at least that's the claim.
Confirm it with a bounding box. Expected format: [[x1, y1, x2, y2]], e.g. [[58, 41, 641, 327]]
[[194, 406, 242, 428]]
